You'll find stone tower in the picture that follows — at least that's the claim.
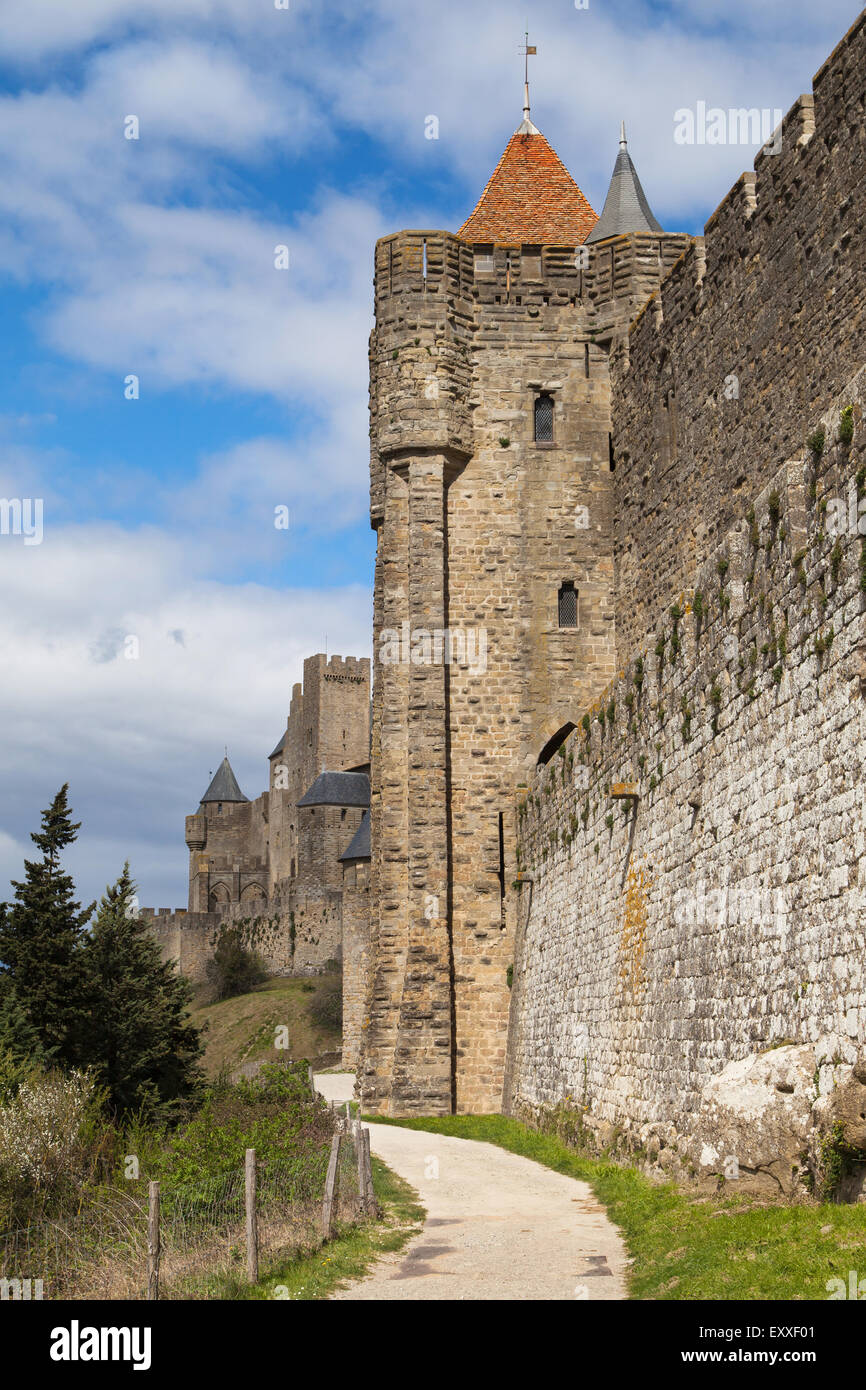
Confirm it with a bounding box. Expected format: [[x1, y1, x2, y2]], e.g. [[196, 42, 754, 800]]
[[359, 84, 689, 1115], [185, 756, 269, 914], [267, 653, 371, 895], [143, 652, 372, 985]]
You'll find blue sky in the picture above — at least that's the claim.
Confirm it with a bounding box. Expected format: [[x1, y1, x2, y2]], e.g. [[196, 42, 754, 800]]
[[0, 0, 859, 912]]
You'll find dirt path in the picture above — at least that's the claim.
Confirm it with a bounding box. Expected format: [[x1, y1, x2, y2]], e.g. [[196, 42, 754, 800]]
[[313, 1076, 629, 1302]]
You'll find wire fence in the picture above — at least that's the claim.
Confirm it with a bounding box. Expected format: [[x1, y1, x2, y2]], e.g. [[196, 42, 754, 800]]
[[0, 1116, 375, 1301]]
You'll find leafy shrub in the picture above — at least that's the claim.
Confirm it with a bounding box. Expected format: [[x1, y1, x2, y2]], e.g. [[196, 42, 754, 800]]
[[839, 405, 854, 447], [159, 1061, 331, 1192], [806, 425, 825, 457], [206, 927, 268, 1001], [0, 1066, 97, 1190]]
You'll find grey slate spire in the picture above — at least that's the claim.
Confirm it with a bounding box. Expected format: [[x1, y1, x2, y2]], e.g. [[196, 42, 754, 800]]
[[200, 755, 248, 804], [585, 122, 663, 244]]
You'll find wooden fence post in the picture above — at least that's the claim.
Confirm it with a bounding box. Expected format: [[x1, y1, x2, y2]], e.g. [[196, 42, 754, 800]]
[[147, 1181, 160, 1301], [363, 1128, 376, 1211], [245, 1148, 258, 1284], [322, 1133, 342, 1240], [356, 1124, 367, 1213], [308, 1064, 316, 1097]]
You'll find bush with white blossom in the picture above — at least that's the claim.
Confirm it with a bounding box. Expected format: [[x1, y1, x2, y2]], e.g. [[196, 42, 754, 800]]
[[0, 1067, 97, 1194]]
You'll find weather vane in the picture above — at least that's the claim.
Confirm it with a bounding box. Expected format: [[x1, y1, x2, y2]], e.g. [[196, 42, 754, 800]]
[[519, 28, 537, 124], [520, 28, 537, 84]]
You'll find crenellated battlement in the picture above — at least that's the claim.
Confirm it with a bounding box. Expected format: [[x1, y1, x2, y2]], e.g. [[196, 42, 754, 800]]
[[610, 6, 866, 661]]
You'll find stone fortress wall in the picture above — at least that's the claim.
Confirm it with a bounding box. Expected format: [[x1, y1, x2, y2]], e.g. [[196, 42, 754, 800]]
[[504, 12, 866, 1185], [507, 365, 866, 1188], [610, 21, 864, 662]]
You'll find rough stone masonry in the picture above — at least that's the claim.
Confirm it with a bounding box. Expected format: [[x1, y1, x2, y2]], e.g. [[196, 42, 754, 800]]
[[356, 4, 866, 1187]]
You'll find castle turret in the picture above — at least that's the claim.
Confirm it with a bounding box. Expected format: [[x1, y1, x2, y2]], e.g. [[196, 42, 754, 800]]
[[199, 756, 248, 805], [585, 123, 663, 244]]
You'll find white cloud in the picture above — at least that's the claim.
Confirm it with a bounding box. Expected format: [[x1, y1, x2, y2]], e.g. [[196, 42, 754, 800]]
[[0, 520, 372, 908], [42, 193, 384, 402], [0, 0, 260, 62]]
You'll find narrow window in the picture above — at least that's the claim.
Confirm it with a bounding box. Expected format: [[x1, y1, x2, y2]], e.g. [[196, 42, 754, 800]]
[[534, 393, 554, 443], [584, 342, 590, 379], [498, 812, 506, 915], [558, 582, 578, 629], [609, 433, 615, 472], [665, 386, 678, 458]]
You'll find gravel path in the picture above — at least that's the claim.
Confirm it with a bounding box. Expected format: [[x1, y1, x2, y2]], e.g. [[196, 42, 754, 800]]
[[314, 1075, 629, 1302]]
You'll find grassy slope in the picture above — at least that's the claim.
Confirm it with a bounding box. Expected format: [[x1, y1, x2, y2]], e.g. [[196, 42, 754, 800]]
[[190, 974, 342, 1079], [369, 1114, 866, 1301]]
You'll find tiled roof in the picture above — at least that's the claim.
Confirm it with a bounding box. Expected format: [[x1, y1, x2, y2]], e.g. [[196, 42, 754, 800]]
[[338, 810, 370, 863], [458, 128, 597, 245], [297, 770, 370, 809], [585, 127, 663, 244], [200, 757, 248, 804]]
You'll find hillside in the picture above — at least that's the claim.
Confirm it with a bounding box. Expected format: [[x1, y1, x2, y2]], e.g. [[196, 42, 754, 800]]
[[190, 972, 343, 1079]]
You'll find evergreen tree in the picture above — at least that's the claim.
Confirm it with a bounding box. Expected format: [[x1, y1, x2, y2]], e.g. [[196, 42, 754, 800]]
[[0, 785, 93, 1065], [79, 864, 204, 1121]]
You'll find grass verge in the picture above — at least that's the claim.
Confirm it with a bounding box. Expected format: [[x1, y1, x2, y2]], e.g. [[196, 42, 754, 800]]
[[367, 1113, 866, 1300], [198, 1157, 425, 1300]]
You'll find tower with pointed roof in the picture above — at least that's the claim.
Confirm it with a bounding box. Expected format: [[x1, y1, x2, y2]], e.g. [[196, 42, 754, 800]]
[[359, 65, 689, 1116], [142, 649, 372, 1038]]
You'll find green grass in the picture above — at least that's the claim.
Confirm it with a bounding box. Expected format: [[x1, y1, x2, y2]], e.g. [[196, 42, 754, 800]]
[[367, 1113, 866, 1301], [197, 1157, 425, 1300], [190, 974, 342, 1079]]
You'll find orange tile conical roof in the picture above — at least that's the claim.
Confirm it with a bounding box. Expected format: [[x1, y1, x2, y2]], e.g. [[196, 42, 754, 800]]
[[458, 124, 598, 245]]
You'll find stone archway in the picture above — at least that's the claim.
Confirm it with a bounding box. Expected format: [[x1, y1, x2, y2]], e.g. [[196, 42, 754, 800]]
[[534, 720, 577, 766], [208, 882, 231, 913]]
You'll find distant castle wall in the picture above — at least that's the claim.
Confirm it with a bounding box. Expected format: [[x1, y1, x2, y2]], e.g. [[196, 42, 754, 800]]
[[143, 653, 371, 993]]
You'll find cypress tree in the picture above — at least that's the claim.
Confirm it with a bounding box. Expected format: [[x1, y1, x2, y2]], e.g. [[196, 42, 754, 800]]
[[0, 785, 93, 1064], [79, 864, 205, 1121]]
